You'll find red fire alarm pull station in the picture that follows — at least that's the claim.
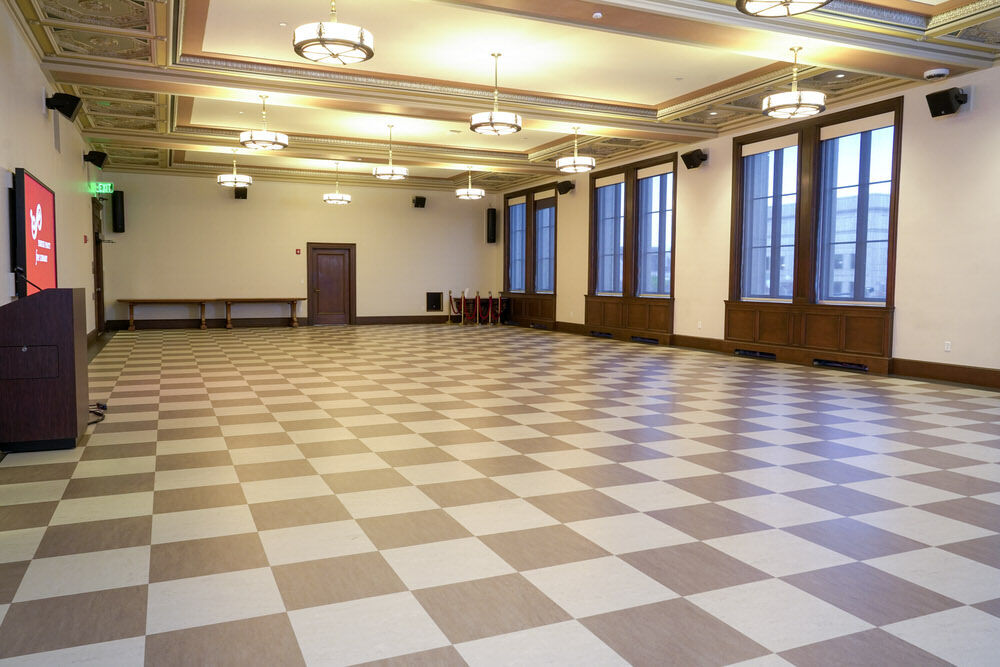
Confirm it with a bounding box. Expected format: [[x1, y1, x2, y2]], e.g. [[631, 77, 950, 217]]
[[84, 235, 88, 243], [296, 248, 301, 255]]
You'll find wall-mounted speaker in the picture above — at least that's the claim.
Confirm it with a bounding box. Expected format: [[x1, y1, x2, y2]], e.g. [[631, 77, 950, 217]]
[[234, 187, 248, 200], [926, 87, 968, 117], [45, 93, 82, 121], [556, 180, 575, 195], [111, 191, 125, 233], [412, 196, 426, 208], [486, 208, 497, 244], [83, 151, 108, 168], [681, 148, 708, 169]]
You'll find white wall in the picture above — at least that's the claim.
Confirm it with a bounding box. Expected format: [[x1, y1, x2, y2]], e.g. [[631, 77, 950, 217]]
[[0, 2, 96, 331], [102, 172, 502, 321]]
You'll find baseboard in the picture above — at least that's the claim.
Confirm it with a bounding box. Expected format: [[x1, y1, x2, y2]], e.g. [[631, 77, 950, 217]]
[[355, 315, 449, 325], [553, 321, 588, 336], [106, 318, 307, 330], [671, 334, 728, 353], [892, 358, 1000, 390], [86, 328, 98, 345]]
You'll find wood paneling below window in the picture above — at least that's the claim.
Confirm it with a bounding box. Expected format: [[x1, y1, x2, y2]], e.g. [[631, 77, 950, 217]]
[[584, 295, 673, 343], [504, 293, 555, 329]]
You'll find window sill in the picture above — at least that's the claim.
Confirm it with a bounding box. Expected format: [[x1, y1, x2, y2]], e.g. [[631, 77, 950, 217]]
[[637, 294, 672, 299], [817, 300, 887, 307], [741, 297, 793, 303]]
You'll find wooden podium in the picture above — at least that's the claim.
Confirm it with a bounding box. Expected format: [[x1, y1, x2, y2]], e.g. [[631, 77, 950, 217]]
[[0, 288, 88, 452]]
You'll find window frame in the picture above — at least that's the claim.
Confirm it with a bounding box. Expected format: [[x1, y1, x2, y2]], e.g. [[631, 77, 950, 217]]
[[729, 97, 903, 308], [533, 196, 556, 294], [503, 183, 559, 297], [588, 154, 678, 300]]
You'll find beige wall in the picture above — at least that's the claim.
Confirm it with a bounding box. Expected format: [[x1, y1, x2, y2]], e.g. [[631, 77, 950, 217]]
[[1, 3, 96, 331], [102, 172, 502, 321]]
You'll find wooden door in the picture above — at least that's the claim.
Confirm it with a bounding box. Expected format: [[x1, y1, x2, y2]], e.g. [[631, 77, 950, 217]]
[[307, 243, 355, 325], [91, 198, 106, 334]]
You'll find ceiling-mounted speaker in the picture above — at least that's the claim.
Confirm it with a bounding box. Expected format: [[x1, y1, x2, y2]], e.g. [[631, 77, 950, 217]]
[[926, 87, 968, 117], [681, 149, 708, 170], [556, 180, 575, 195], [45, 93, 82, 121], [413, 196, 426, 208], [84, 151, 108, 168]]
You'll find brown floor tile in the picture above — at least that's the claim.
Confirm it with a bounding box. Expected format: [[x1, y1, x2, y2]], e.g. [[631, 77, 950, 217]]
[[648, 504, 770, 540], [153, 483, 247, 513], [501, 437, 575, 455], [417, 478, 516, 507], [531, 422, 597, 436], [326, 406, 381, 418], [216, 413, 277, 426], [0, 585, 147, 658], [785, 518, 927, 560], [357, 509, 471, 549], [918, 497, 1000, 532], [784, 562, 960, 625], [779, 629, 950, 667], [901, 470, 1000, 496], [786, 485, 902, 516], [157, 426, 223, 441], [356, 646, 467, 667], [80, 442, 157, 461], [0, 501, 58, 531], [272, 552, 406, 610], [891, 448, 985, 469], [281, 418, 342, 432], [62, 472, 154, 499], [324, 468, 411, 494], [582, 598, 769, 666], [412, 573, 569, 643], [394, 411, 447, 423], [588, 444, 669, 462], [0, 560, 29, 604], [687, 434, 770, 451], [622, 542, 770, 595], [683, 452, 773, 473], [882, 432, 958, 448], [235, 459, 317, 483], [479, 525, 608, 570], [212, 398, 264, 409], [458, 416, 519, 429], [787, 460, 887, 484], [156, 450, 233, 471], [466, 456, 549, 477], [150, 532, 268, 582], [667, 474, 771, 502], [787, 442, 873, 459], [527, 490, 635, 522], [249, 495, 351, 531], [225, 432, 294, 449], [561, 464, 657, 488], [975, 598, 1000, 618], [35, 516, 152, 558], [93, 420, 159, 434], [0, 463, 77, 484], [378, 448, 456, 467], [145, 613, 306, 667], [606, 427, 673, 444], [940, 534, 1000, 569], [421, 430, 490, 446], [297, 439, 370, 458], [348, 423, 415, 439]]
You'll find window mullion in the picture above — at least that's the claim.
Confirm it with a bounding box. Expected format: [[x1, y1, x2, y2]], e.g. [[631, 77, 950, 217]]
[[854, 132, 872, 301], [769, 151, 784, 298]]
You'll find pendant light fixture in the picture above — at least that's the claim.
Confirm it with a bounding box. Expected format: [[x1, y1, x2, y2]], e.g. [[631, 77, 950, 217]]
[[470, 53, 522, 136], [240, 95, 288, 151], [372, 124, 408, 180], [762, 47, 826, 119], [555, 127, 596, 173], [293, 0, 374, 66], [736, 0, 832, 18], [217, 155, 252, 188], [455, 169, 485, 200], [323, 162, 352, 204]]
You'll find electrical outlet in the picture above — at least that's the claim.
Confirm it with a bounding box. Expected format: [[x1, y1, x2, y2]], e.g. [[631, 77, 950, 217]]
[[944, 341, 952, 352]]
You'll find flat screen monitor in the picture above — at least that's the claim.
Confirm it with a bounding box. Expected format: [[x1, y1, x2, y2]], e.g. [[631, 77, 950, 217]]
[[10, 168, 57, 297]]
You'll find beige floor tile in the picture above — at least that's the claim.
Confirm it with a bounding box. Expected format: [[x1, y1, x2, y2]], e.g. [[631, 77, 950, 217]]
[[49, 492, 153, 525], [259, 519, 376, 565], [0, 527, 46, 564], [567, 512, 696, 554], [444, 498, 560, 536], [145, 614, 304, 667], [228, 445, 304, 466], [382, 537, 515, 590], [338, 486, 439, 519], [455, 620, 627, 667], [396, 461, 484, 485], [707, 529, 853, 577], [867, 548, 1000, 604], [153, 466, 239, 491], [151, 504, 256, 544], [883, 606, 1000, 666], [14, 545, 149, 602], [240, 474, 332, 504]]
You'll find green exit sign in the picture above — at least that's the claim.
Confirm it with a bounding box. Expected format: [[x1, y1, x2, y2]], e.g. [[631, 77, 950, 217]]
[[92, 182, 114, 194]]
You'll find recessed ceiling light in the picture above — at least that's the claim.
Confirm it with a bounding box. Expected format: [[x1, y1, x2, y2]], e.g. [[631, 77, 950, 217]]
[[709, 111, 718, 116], [592, 11, 603, 19]]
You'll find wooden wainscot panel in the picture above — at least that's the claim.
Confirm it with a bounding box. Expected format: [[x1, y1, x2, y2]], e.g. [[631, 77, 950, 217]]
[[626, 303, 649, 330], [802, 312, 842, 351], [585, 299, 602, 326], [647, 302, 670, 332], [757, 309, 793, 346], [726, 306, 756, 342], [602, 300, 624, 328], [538, 298, 555, 320], [844, 314, 888, 356]]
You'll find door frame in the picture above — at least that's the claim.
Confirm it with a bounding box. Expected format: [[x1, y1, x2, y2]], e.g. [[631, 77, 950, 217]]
[[306, 242, 357, 325], [91, 197, 106, 334]]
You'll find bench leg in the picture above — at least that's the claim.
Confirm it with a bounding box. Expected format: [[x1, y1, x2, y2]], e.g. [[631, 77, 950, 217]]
[[128, 304, 136, 331], [290, 301, 299, 328], [226, 302, 233, 329], [199, 303, 207, 330]]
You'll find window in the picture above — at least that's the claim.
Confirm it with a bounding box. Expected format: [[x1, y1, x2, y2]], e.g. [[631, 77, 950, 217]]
[[816, 126, 894, 303], [534, 199, 555, 293], [637, 171, 674, 296], [740, 146, 797, 300], [508, 202, 526, 292], [595, 181, 625, 295]]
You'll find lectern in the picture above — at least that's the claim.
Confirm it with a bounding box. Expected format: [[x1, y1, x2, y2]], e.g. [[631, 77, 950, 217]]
[[0, 288, 88, 452]]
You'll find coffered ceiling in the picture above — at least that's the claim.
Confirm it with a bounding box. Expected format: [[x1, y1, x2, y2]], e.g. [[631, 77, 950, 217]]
[[7, 0, 1000, 191]]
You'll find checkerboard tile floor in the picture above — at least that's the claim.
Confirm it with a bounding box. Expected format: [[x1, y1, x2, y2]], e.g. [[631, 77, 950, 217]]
[[1, 324, 999, 665]]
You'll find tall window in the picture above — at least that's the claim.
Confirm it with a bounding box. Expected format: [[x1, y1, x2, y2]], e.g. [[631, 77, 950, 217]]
[[741, 146, 798, 300], [595, 182, 624, 295], [534, 200, 555, 293], [637, 172, 674, 296], [816, 126, 894, 303], [508, 202, 526, 292]]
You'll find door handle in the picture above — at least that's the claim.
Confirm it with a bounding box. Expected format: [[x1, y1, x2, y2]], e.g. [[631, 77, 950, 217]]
[[314, 289, 321, 293]]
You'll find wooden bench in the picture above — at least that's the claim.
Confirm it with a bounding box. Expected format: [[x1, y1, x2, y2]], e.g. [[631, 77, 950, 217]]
[[119, 298, 305, 330]]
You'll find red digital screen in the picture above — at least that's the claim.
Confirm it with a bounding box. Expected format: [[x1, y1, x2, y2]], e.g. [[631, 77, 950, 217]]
[[13, 169, 57, 296]]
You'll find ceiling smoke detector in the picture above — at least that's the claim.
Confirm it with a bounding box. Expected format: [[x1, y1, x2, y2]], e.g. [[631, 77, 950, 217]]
[[923, 68, 951, 81]]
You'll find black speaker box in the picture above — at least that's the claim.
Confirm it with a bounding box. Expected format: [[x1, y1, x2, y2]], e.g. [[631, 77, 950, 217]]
[[486, 208, 497, 243], [426, 292, 443, 312], [84, 151, 108, 168], [413, 196, 426, 208], [234, 187, 248, 200], [926, 87, 967, 117], [681, 149, 708, 169], [111, 191, 125, 233], [45, 93, 82, 122], [556, 180, 575, 195]]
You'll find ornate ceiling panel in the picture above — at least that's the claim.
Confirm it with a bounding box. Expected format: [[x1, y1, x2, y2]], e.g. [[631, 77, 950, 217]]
[[39, 0, 149, 30]]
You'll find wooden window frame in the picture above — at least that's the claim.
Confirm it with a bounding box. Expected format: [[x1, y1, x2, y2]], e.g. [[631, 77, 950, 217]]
[[503, 182, 559, 296]]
